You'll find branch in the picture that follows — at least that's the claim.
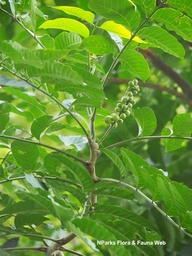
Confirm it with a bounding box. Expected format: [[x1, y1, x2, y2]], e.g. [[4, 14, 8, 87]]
[[106, 135, 192, 149], [139, 49, 192, 102], [0, 175, 81, 188], [107, 78, 192, 106], [99, 178, 192, 239], [0, 135, 87, 166]]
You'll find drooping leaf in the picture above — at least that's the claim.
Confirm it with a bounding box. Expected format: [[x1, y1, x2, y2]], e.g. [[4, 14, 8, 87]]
[[101, 148, 127, 177], [52, 6, 95, 24], [153, 8, 192, 42], [121, 148, 149, 182], [100, 21, 146, 43], [133, 107, 157, 136], [11, 141, 39, 170], [31, 115, 53, 139], [138, 26, 185, 58], [53, 153, 93, 192], [120, 49, 150, 81], [72, 217, 131, 256], [88, 0, 140, 31], [39, 18, 90, 38], [81, 35, 117, 55]]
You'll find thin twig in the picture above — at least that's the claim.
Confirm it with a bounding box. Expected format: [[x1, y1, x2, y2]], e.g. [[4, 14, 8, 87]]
[[0, 135, 86, 165]]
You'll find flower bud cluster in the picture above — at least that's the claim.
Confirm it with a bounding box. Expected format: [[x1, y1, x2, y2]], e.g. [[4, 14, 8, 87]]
[[104, 79, 140, 127]]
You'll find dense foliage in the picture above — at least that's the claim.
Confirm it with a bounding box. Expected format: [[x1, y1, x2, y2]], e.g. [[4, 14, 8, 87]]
[[0, 0, 192, 255]]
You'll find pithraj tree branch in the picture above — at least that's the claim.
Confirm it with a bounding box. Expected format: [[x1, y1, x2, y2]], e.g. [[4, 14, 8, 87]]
[[139, 49, 192, 102]]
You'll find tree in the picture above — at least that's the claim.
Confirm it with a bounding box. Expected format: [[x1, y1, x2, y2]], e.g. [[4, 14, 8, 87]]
[[0, 0, 192, 255]]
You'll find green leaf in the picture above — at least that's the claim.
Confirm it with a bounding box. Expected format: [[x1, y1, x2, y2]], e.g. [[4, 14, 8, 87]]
[[120, 49, 150, 81], [81, 35, 117, 55], [55, 32, 82, 50], [11, 141, 39, 170], [26, 60, 83, 85], [17, 191, 74, 224], [161, 128, 183, 152], [156, 175, 187, 217], [59, 135, 88, 151], [31, 115, 53, 139], [52, 6, 95, 24], [167, 0, 192, 17], [54, 153, 93, 192], [101, 148, 127, 177], [0, 41, 41, 67], [94, 204, 157, 231], [15, 213, 47, 228], [88, 0, 140, 31], [100, 21, 146, 43], [39, 18, 90, 38], [0, 103, 10, 133], [72, 217, 131, 256], [173, 113, 192, 136], [133, 107, 157, 136], [121, 148, 149, 182], [153, 8, 192, 42], [25, 173, 46, 190], [3, 87, 46, 116], [138, 26, 185, 58], [134, 0, 156, 15]]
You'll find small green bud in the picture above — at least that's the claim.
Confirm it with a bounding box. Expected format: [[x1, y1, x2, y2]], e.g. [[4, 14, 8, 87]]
[[116, 103, 122, 108], [112, 122, 118, 128], [129, 99, 136, 105], [115, 107, 121, 112], [125, 110, 131, 116], [104, 115, 112, 124], [121, 96, 129, 103], [127, 91, 133, 97], [120, 113, 126, 119], [118, 119, 124, 124], [133, 79, 138, 85], [111, 113, 119, 122], [127, 103, 133, 108], [122, 104, 129, 110]]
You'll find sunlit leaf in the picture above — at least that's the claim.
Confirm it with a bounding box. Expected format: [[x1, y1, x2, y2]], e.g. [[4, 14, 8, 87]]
[[100, 21, 146, 43], [88, 0, 140, 30], [52, 6, 95, 24], [39, 18, 90, 38]]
